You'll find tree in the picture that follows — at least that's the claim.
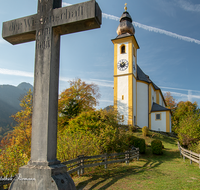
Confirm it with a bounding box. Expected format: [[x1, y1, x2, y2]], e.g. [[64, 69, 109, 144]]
[[177, 113, 200, 147], [57, 109, 121, 161], [58, 78, 100, 128], [0, 89, 33, 176], [172, 101, 199, 133], [164, 92, 177, 113]]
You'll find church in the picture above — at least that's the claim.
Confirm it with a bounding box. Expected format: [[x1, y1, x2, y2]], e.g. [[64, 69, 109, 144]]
[[112, 5, 171, 132]]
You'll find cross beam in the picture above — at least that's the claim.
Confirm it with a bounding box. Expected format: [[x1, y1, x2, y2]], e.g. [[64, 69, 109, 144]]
[[3, 0, 101, 45]]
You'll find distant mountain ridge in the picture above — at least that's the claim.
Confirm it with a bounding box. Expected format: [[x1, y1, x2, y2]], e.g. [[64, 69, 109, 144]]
[[0, 82, 33, 139]]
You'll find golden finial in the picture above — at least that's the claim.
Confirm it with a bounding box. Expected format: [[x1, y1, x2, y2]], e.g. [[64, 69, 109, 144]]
[[124, 3, 127, 11]]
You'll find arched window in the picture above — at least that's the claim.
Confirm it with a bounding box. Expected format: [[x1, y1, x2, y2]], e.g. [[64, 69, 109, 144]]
[[121, 44, 125, 54]]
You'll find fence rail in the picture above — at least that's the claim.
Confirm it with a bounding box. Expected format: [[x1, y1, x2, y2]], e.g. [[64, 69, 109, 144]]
[[178, 142, 200, 168], [0, 148, 139, 189], [62, 149, 140, 175]]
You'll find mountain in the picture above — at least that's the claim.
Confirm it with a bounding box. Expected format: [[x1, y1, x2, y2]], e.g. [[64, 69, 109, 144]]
[[17, 82, 33, 92], [0, 82, 33, 139], [103, 105, 114, 111]]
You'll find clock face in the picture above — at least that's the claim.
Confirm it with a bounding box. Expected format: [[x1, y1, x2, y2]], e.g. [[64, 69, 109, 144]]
[[117, 59, 129, 71]]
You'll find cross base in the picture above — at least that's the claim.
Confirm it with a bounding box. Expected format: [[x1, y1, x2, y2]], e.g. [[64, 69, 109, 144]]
[[28, 159, 61, 166], [9, 164, 76, 190]]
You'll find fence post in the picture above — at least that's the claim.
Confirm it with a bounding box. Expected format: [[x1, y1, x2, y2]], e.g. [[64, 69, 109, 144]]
[[104, 154, 108, 169], [80, 155, 85, 175], [178, 142, 181, 156], [137, 148, 139, 161], [77, 155, 81, 176], [199, 154, 200, 169], [190, 150, 192, 165], [125, 151, 129, 164]]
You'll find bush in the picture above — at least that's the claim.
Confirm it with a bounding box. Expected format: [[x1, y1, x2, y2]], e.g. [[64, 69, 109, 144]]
[[133, 138, 146, 154], [151, 139, 163, 155], [189, 141, 200, 154], [142, 126, 149, 137], [129, 125, 137, 132]]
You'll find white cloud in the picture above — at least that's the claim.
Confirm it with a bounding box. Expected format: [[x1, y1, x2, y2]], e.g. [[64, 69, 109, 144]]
[[102, 13, 200, 45], [88, 79, 113, 87], [0, 68, 33, 77], [99, 99, 113, 103], [62, 2, 72, 7], [163, 91, 187, 97], [90, 78, 113, 83], [59, 76, 113, 87], [102, 13, 120, 21], [0, 68, 113, 88], [162, 90, 200, 103], [133, 21, 200, 45], [160, 86, 200, 93], [177, 0, 200, 12]]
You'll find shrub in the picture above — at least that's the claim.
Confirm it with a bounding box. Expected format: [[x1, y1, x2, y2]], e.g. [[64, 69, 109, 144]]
[[189, 141, 200, 154], [133, 138, 146, 154], [151, 139, 163, 155], [129, 125, 137, 132], [142, 126, 149, 137]]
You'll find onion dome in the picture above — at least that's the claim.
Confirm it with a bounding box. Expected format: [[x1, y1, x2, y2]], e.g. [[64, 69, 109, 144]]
[[116, 3, 135, 36]]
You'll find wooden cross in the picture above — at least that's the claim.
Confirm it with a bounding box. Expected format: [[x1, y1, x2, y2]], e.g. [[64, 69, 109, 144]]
[[2, 0, 101, 167]]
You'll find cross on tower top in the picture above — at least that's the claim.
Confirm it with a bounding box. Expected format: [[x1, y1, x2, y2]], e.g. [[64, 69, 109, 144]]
[[124, 3, 127, 11]]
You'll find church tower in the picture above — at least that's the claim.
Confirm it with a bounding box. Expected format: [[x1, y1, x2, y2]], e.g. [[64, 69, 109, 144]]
[[112, 4, 139, 125]]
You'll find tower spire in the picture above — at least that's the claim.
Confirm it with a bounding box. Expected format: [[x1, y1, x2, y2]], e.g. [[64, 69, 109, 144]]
[[116, 4, 135, 36]]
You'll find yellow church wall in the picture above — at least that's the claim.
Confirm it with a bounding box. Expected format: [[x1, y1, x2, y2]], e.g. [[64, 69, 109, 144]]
[[112, 35, 140, 126], [114, 43, 118, 76], [128, 42, 133, 74], [128, 74, 133, 125], [114, 77, 117, 110], [112, 36, 139, 50], [113, 43, 118, 110], [133, 77, 137, 125], [166, 111, 171, 132], [159, 93, 162, 106], [148, 84, 152, 129]]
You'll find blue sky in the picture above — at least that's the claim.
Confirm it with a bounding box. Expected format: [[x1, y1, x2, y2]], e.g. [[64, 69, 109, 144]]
[[1, 0, 200, 109]]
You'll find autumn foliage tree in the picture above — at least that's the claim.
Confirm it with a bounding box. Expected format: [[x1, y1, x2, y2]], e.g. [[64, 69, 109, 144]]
[[58, 78, 100, 129], [164, 92, 177, 114], [177, 113, 200, 147], [0, 79, 102, 176], [172, 101, 199, 133], [57, 109, 121, 162], [0, 89, 32, 176]]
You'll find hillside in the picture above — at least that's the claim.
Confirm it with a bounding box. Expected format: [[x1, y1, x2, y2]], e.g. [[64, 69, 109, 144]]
[[0, 82, 33, 139], [73, 130, 200, 189]]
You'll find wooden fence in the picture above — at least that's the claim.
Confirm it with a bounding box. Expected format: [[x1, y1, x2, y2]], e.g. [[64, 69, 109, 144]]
[[0, 176, 15, 190], [178, 142, 200, 168], [62, 149, 139, 175], [0, 148, 139, 189]]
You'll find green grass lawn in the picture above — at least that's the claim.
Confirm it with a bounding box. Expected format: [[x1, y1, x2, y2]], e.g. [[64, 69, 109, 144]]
[[72, 130, 200, 190]]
